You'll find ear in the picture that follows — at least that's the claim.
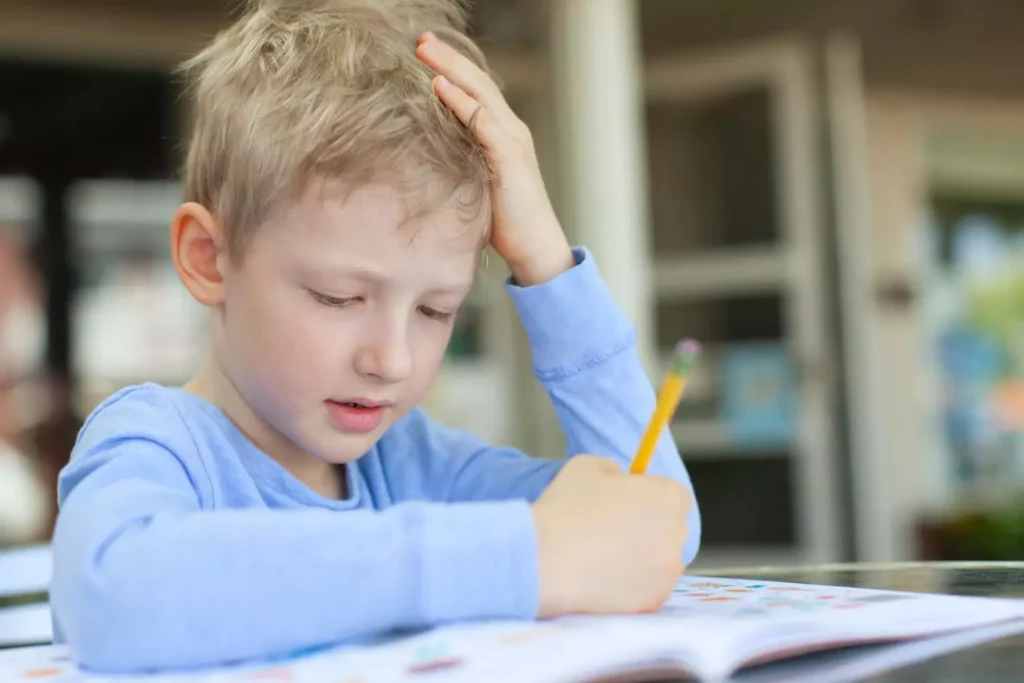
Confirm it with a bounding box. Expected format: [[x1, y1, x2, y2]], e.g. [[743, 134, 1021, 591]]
[[171, 202, 228, 306]]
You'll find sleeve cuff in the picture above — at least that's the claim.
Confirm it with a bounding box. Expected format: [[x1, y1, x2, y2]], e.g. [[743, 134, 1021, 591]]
[[504, 247, 635, 377], [416, 500, 539, 623]]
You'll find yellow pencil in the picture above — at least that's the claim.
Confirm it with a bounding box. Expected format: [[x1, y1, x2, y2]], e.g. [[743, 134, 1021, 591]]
[[629, 339, 701, 475]]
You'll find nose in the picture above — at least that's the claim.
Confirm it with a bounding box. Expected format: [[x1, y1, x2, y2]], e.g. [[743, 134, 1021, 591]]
[[354, 316, 412, 384]]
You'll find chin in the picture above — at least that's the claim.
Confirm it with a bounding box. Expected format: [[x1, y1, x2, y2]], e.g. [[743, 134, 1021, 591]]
[[314, 430, 385, 464]]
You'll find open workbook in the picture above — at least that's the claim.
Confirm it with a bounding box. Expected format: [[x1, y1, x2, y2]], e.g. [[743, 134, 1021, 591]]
[[4, 575, 1024, 682]]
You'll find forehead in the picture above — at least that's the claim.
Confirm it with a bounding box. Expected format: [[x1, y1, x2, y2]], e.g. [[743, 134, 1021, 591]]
[[261, 178, 488, 284]]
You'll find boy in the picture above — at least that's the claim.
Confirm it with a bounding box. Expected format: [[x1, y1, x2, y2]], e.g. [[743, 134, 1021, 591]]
[[50, 0, 701, 673]]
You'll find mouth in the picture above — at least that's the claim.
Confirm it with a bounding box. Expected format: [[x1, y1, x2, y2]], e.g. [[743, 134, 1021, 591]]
[[331, 399, 388, 409], [325, 398, 390, 434]]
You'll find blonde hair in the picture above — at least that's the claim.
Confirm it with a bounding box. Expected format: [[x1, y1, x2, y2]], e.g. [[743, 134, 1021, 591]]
[[178, 0, 492, 257]]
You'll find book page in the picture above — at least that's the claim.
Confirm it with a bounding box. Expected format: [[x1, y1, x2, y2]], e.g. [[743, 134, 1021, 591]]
[[641, 575, 1024, 677], [3, 576, 1023, 682], [0, 621, 691, 683], [660, 576, 1024, 629], [740, 619, 1024, 683]]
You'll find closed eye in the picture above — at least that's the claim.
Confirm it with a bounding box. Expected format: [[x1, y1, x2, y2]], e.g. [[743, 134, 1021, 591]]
[[419, 306, 454, 323], [309, 290, 360, 308]]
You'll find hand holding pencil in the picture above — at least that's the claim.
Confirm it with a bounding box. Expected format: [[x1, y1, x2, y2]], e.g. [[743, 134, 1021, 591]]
[[531, 338, 699, 618]]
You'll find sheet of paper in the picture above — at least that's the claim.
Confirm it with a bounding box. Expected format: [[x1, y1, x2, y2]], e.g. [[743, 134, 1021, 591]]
[[0, 603, 52, 648], [0, 545, 51, 598]]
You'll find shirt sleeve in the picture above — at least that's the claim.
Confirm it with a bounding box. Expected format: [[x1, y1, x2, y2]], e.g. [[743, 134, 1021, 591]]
[[50, 397, 539, 673], [384, 247, 701, 564]]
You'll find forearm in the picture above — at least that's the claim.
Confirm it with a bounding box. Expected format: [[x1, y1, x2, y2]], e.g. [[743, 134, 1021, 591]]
[[52, 495, 537, 672], [509, 247, 701, 562], [543, 336, 683, 477], [432, 247, 701, 563], [542, 339, 701, 564]]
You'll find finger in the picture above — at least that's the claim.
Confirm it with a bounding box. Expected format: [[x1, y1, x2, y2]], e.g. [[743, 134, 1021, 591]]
[[416, 32, 495, 99], [583, 456, 625, 477], [602, 458, 627, 474], [433, 76, 500, 149], [417, 32, 516, 123]]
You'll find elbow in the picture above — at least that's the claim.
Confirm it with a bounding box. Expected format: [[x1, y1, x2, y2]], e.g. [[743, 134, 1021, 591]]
[[51, 526, 182, 673], [51, 561, 162, 673], [54, 607, 143, 673]]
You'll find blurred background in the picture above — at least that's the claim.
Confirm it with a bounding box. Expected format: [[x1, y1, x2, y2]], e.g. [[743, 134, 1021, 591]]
[[2, 0, 1024, 568]]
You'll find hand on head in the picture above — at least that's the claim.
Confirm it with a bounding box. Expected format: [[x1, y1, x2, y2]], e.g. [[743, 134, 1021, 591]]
[[416, 32, 575, 287]]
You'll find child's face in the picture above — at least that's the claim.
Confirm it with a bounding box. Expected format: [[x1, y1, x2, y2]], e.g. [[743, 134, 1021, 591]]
[[217, 179, 482, 465]]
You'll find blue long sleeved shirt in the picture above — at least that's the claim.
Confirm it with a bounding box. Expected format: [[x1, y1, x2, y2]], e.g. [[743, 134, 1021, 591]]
[[50, 247, 701, 673]]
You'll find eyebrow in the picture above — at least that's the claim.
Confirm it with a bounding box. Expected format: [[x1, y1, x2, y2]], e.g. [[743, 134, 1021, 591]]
[[311, 264, 385, 284], [304, 263, 473, 295]]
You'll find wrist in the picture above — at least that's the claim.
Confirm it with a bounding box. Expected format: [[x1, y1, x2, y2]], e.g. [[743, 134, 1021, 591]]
[[531, 502, 568, 618], [506, 235, 575, 287]]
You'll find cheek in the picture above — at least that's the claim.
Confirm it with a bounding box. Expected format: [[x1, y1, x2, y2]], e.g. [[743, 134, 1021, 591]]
[[225, 282, 337, 387], [405, 324, 454, 397]]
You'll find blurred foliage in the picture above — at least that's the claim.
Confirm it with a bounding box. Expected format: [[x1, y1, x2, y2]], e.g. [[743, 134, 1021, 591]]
[[941, 507, 1024, 560], [968, 264, 1024, 378]]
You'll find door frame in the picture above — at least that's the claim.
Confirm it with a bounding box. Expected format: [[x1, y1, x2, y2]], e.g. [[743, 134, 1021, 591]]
[[645, 37, 843, 564], [856, 85, 1024, 561]]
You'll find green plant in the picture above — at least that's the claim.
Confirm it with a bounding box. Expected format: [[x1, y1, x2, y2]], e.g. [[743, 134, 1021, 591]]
[[940, 499, 1024, 560]]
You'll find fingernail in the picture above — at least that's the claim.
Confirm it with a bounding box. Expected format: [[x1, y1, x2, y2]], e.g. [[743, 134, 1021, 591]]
[[436, 75, 448, 89], [423, 31, 437, 43]]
